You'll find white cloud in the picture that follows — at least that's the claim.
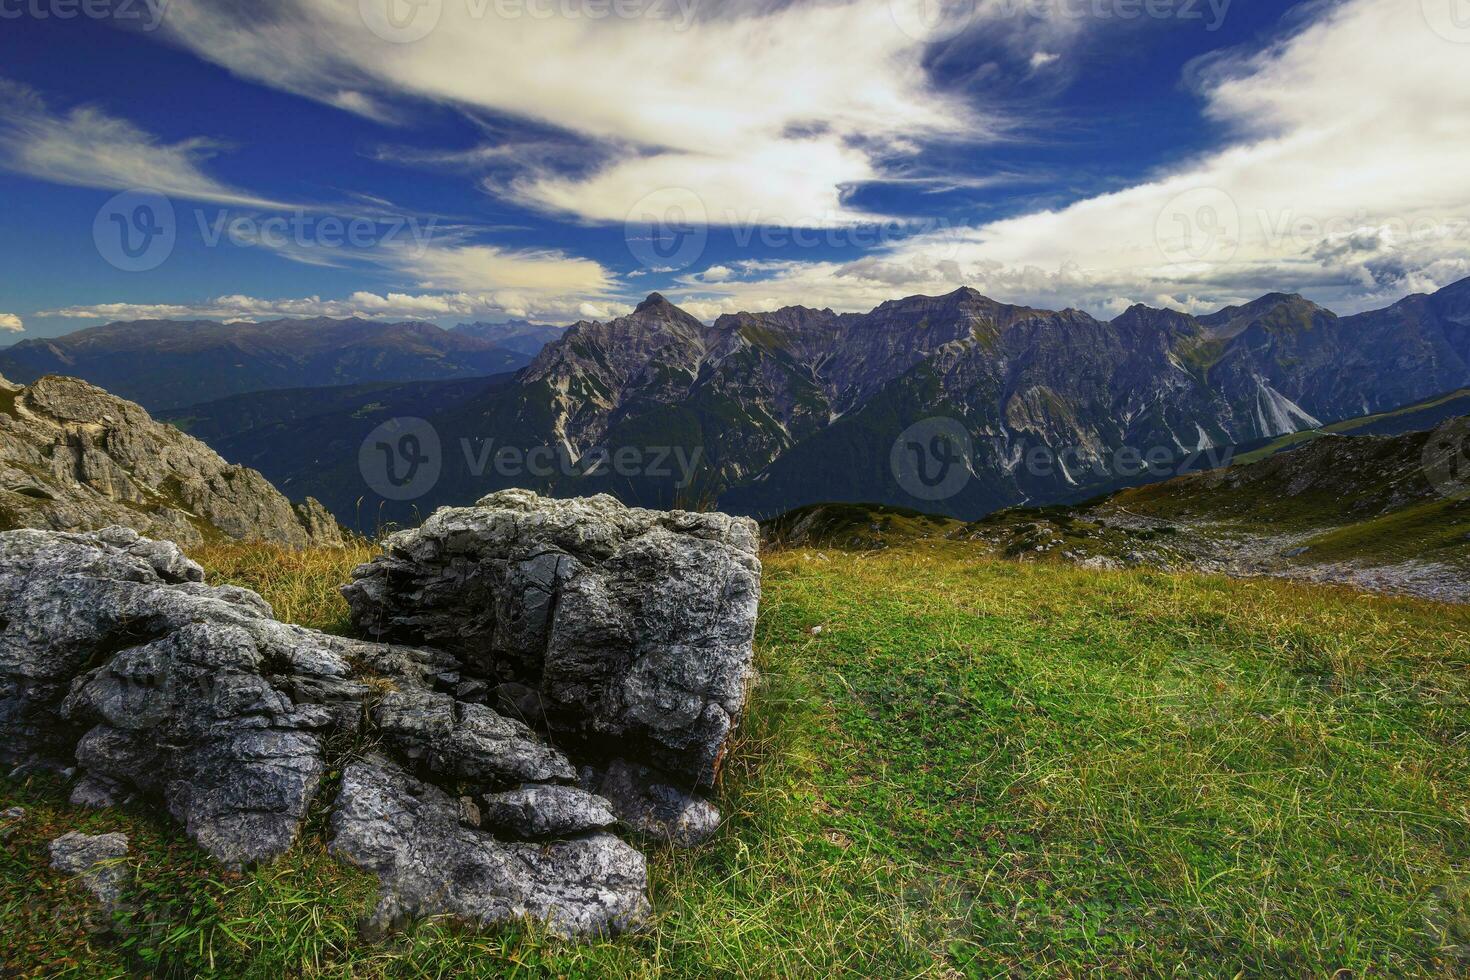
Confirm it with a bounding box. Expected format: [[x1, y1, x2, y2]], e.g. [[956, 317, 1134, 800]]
[[1029, 51, 1060, 70], [153, 0, 1032, 226], [0, 80, 291, 208], [0, 313, 22, 333], [39, 290, 631, 325], [668, 0, 1470, 317]]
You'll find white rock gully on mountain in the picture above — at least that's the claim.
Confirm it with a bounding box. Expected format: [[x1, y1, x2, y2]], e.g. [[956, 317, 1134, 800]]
[[1, 492, 760, 939]]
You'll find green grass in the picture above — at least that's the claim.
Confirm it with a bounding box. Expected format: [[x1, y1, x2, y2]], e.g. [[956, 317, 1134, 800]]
[[5, 541, 1470, 976]]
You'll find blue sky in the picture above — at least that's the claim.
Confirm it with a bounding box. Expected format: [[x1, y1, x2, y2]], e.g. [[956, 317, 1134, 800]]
[[1, 0, 1468, 340]]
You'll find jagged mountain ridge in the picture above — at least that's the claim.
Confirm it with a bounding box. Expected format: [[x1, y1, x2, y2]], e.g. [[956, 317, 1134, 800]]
[[415, 278, 1470, 520], [0, 317, 535, 412]]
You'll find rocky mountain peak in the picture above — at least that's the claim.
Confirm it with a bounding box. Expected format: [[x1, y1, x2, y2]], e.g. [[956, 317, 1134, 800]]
[[635, 291, 675, 313]]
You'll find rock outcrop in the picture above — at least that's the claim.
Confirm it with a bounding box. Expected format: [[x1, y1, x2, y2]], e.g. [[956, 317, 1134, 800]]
[[342, 490, 762, 794], [0, 373, 342, 548], [0, 526, 661, 937]]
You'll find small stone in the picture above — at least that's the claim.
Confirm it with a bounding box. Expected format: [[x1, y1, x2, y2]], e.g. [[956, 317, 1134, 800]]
[[70, 773, 130, 809], [48, 831, 131, 912], [0, 806, 24, 840]]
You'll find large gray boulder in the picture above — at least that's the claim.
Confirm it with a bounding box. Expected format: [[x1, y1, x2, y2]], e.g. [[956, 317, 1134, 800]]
[[0, 373, 342, 548], [342, 490, 761, 790], [0, 526, 657, 938]]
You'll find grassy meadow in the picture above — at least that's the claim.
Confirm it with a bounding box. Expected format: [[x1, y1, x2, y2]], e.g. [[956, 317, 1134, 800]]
[[4, 540, 1470, 976]]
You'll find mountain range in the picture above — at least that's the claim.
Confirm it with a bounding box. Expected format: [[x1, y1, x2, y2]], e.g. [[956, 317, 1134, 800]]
[[0, 317, 539, 411], [384, 278, 1470, 524], [451, 319, 567, 357], [15, 278, 1470, 528]]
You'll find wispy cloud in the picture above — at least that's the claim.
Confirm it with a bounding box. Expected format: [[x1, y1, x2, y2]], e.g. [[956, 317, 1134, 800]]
[[0, 79, 291, 208]]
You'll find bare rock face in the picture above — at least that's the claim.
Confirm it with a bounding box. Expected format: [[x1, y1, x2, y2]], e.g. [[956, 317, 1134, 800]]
[[49, 831, 131, 912], [0, 373, 342, 548], [481, 784, 618, 840], [342, 489, 761, 791], [331, 757, 648, 939], [582, 758, 722, 848], [0, 526, 652, 938]]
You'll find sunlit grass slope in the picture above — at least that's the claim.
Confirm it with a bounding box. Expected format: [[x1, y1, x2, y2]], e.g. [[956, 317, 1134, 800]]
[[4, 541, 1470, 976]]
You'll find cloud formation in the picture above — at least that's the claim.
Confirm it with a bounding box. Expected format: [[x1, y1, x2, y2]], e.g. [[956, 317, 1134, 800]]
[[38, 290, 630, 326], [0, 80, 290, 208], [666, 0, 1470, 317], [155, 0, 1015, 226], [0, 313, 22, 333]]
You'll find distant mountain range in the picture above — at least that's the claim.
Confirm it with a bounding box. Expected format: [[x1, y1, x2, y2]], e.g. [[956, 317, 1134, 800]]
[[0, 317, 541, 411], [403, 279, 1470, 522], [451, 319, 566, 357], [21, 278, 1470, 528]]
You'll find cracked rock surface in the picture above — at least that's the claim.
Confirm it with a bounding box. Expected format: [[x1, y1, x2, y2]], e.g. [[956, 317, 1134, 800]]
[[1, 499, 760, 939], [343, 490, 760, 822], [49, 831, 131, 912], [330, 756, 648, 939], [0, 527, 659, 937]]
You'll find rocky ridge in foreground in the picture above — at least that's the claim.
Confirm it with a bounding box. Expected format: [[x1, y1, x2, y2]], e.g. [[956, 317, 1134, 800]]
[[0, 373, 342, 548]]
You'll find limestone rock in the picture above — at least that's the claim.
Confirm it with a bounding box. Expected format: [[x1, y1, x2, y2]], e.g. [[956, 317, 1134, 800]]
[[343, 489, 761, 787], [481, 784, 617, 840], [330, 757, 649, 939], [583, 758, 722, 848], [0, 374, 342, 547], [372, 688, 578, 790], [0, 525, 676, 938], [0, 527, 446, 865], [48, 831, 130, 911]]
